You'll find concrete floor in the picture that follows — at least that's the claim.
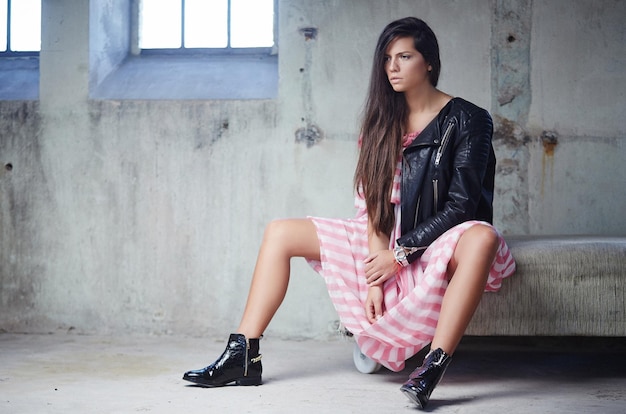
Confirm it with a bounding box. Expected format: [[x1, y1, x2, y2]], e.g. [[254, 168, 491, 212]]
[[1, 333, 625, 414]]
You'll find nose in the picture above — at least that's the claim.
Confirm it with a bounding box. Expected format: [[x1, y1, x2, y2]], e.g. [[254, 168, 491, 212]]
[[388, 57, 399, 72]]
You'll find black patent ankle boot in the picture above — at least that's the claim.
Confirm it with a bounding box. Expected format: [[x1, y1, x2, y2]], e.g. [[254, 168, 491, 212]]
[[183, 333, 262, 387], [400, 348, 451, 409]]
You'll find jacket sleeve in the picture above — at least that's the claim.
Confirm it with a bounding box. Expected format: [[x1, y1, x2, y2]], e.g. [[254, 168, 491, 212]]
[[396, 107, 494, 264]]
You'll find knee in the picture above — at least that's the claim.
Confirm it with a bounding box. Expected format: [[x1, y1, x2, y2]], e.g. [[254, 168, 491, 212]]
[[262, 218, 319, 260], [449, 224, 499, 275], [263, 219, 290, 243], [467, 224, 499, 255]]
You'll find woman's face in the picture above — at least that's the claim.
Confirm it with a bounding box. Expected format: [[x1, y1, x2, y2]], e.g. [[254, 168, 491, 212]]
[[384, 36, 431, 93]]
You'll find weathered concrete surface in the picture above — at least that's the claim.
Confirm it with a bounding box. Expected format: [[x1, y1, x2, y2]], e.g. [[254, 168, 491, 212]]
[[1, 0, 625, 338], [1, 334, 625, 414]]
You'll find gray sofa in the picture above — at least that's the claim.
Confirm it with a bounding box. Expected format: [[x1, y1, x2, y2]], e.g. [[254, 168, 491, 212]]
[[467, 236, 626, 336]]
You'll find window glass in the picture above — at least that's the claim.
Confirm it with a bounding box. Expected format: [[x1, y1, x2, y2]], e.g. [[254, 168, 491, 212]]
[[139, 0, 274, 50], [1, 0, 41, 52], [184, 0, 227, 48], [231, 0, 273, 48], [0, 0, 7, 52], [139, 0, 182, 49]]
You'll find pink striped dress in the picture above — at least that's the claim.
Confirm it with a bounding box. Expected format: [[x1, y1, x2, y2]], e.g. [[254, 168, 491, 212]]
[[307, 132, 516, 372]]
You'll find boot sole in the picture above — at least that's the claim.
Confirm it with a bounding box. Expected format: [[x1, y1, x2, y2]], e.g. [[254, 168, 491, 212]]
[[400, 386, 426, 409], [182, 375, 262, 387]]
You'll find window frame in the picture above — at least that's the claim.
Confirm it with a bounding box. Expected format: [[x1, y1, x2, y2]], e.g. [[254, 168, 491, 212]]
[[135, 0, 277, 57], [0, 0, 40, 57]]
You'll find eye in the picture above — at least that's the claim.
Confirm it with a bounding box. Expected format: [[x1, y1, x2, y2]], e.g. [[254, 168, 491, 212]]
[[401, 54, 411, 60]]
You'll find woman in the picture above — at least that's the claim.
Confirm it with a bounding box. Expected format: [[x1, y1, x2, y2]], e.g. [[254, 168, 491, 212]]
[[183, 17, 515, 409]]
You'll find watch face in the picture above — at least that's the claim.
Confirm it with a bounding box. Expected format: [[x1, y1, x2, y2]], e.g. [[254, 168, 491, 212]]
[[394, 247, 406, 260]]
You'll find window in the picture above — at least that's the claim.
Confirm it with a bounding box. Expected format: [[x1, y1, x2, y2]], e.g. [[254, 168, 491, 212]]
[[0, 0, 40, 100], [91, 0, 278, 100], [139, 0, 274, 52], [0, 0, 41, 56]]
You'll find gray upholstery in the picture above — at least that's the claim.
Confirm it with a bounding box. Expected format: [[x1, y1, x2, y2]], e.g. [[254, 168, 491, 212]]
[[467, 236, 626, 336]]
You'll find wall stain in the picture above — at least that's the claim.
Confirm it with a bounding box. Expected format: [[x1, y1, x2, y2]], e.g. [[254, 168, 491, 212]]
[[541, 130, 559, 197], [492, 0, 532, 124], [196, 118, 229, 150], [190, 101, 230, 150], [295, 124, 323, 147], [298, 27, 318, 41], [493, 116, 531, 148], [542, 130, 558, 156], [296, 26, 322, 147], [0, 101, 44, 318]]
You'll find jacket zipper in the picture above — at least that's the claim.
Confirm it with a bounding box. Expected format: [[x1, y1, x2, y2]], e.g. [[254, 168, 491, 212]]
[[244, 338, 249, 377], [413, 195, 421, 229], [434, 121, 455, 167], [433, 121, 455, 210]]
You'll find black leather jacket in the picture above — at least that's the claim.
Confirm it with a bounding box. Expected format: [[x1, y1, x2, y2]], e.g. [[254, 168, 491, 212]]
[[396, 97, 495, 265]]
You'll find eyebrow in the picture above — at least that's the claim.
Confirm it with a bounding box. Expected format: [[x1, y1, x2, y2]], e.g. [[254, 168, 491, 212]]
[[385, 50, 414, 55]]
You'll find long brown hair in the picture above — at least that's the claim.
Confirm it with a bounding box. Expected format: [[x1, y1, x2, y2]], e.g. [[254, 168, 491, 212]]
[[354, 17, 441, 236]]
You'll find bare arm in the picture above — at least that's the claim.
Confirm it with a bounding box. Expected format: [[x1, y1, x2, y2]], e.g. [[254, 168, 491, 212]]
[[364, 217, 399, 323], [368, 218, 390, 252], [365, 217, 399, 285]]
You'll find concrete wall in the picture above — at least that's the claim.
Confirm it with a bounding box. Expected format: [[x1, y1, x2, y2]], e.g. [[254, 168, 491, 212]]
[[1, 0, 625, 338]]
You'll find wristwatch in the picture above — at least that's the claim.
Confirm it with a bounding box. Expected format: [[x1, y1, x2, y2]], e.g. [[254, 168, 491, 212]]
[[394, 245, 422, 267], [393, 246, 411, 267]]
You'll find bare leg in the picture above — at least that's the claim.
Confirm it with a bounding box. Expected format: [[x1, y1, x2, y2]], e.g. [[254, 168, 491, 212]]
[[401, 224, 499, 408], [236, 218, 320, 338], [430, 224, 499, 355], [181, 219, 320, 386]]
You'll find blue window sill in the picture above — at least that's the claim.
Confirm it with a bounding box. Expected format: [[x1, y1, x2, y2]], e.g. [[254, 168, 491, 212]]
[[90, 53, 278, 100], [0, 57, 39, 100]]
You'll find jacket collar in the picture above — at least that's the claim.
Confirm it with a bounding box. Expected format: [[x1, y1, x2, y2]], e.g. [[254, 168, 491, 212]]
[[404, 97, 458, 149]]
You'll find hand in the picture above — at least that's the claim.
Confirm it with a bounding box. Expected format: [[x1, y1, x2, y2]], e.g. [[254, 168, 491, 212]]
[[364, 249, 399, 286], [365, 285, 384, 324]]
